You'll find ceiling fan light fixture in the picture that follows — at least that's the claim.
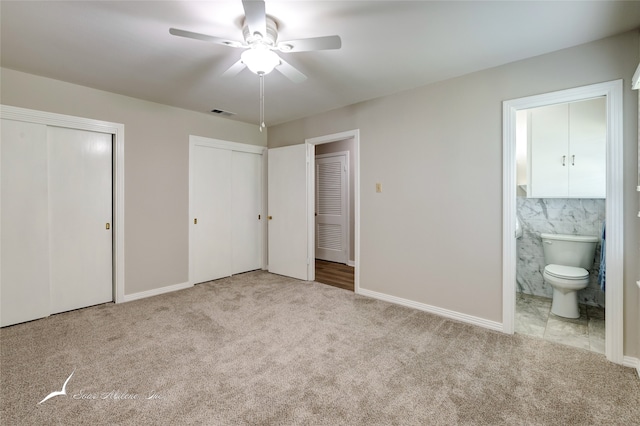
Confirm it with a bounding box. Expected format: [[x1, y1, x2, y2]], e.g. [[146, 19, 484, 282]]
[[241, 46, 280, 75]]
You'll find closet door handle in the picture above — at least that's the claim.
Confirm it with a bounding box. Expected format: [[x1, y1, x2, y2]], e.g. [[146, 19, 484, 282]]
[[562, 155, 566, 166]]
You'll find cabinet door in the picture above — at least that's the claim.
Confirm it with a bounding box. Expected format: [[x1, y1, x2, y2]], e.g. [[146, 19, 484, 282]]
[[528, 103, 569, 197], [0, 119, 51, 327], [192, 145, 232, 283], [568, 97, 606, 198]]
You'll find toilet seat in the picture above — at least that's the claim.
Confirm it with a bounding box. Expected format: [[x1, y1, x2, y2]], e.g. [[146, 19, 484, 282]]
[[544, 264, 589, 280]]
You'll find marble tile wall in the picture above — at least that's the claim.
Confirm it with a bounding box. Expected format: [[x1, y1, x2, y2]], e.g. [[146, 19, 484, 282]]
[[516, 197, 605, 307]]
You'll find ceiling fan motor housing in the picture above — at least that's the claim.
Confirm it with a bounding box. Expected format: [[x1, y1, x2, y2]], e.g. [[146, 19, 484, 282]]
[[243, 16, 279, 47]]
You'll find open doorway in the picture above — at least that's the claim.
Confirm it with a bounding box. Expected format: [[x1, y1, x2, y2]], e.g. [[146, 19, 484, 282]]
[[314, 143, 354, 291], [306, 130, 360, 293], [502, 80, 624, 364]]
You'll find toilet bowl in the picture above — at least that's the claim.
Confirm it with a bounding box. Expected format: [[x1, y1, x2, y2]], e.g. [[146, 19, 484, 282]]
[[543, 264, 589, 318], [540, 233, 598, 319]]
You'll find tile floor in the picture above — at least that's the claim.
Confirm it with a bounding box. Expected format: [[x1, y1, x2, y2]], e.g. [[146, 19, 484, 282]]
[[515, 293, 605, 354]]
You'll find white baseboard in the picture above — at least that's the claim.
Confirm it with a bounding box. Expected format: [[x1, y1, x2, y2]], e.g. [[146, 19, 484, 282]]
[[347, 260, 356, 267], [356, 288, 503, 332], [122, 281, 192, 303], [623, 356, 640, 378]]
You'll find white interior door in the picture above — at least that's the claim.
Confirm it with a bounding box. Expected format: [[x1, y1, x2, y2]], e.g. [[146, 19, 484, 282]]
[[232, 150, 262, 274], [315, 154, 348, 263], [192, 145, 232, 283], [48, 126, 113, 314], [268, 145, 308, 280], [0, 119, 51, 326]]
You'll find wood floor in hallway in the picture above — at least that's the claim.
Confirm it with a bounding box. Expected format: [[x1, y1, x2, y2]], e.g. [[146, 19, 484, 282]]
[[315, 259, 354, 292]]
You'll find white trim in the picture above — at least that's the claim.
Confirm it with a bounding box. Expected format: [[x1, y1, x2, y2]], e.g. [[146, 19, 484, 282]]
[[502, 80, 624, 364], [0, 105, 126, 304], [632, 63, 640, 90], [188, 135, 267, 286], [122, 281, 192, 303], [190, 135, 266, 154], [305, 130, 360, 292], [359, 288, 503, 332], [347, 260, 356, 267], [622, 356, 640, 379]]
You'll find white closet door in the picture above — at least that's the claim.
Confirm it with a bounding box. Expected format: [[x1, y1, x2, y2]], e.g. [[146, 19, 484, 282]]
[[315, 154, 347, 263], [192, 145, 232, 283], [48, 126, 113, 314], [1, 119, 51, 327], [268, 145, 308, 280], [231, 151, 261, 274]]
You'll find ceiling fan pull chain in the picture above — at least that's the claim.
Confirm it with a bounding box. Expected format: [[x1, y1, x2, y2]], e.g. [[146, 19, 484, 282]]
[[260, 73, 266, 131]]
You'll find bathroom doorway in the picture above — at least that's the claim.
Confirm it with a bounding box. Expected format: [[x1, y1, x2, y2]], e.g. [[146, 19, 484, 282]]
[[513, 99, 606, 353], [502, 80, 624, 364]]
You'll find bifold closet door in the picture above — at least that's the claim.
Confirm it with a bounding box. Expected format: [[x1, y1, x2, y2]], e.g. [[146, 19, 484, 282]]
[[0, 119, 51, 327], [192, 145, 232, 283], [48, 126, 113, 314], [231, 151, 261, 274]]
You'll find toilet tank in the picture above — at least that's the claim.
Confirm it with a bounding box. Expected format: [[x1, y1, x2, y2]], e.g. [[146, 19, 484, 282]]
[[540, 233, 598, 269]]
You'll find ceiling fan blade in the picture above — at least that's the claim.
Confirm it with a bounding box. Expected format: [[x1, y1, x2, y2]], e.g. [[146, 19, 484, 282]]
[[242, 0, 267, 39], [221, 59, 247, 78], [275, 58, 307, 83], [277, 35, 342, 52], [169, 28, 244, 48]]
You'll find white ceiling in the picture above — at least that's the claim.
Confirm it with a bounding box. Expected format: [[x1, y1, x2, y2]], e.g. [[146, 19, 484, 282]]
[[2, 1, 639, 126]]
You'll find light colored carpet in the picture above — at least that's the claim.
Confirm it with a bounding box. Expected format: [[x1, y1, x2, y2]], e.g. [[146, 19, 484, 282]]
[[1, 271, 638, 425]]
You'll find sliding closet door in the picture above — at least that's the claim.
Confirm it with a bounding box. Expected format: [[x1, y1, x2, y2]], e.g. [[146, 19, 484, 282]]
[[0, 119, 51, 327], [192, 145, 232, 283], [231, 151, 262, 274], [48, 126, 113, 314]]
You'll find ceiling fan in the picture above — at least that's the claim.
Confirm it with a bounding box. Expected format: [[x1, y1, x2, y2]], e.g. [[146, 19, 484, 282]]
[[169, 0, 342, 83]]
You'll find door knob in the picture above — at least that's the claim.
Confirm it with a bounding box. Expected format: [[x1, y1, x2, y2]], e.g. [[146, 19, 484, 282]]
[[106, 223, 110, 230], [268, 216, 273, 220]]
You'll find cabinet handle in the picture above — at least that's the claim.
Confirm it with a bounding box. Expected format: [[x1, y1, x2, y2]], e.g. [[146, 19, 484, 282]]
[[571, 155, 575, 166], [562, 155, 566, 166]]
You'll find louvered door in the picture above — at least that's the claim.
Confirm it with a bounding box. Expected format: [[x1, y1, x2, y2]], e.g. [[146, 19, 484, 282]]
[[315, 154, 347, 263]]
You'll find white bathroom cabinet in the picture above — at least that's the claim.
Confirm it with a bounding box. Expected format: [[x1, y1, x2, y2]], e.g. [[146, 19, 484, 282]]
[[527, 97, 606, 198]]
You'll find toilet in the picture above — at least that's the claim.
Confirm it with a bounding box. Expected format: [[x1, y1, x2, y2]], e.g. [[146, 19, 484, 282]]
[[540, 233, 598, 319]]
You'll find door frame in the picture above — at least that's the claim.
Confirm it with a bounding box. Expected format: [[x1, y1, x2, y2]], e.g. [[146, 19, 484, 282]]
[[305, 130, 360, 292], [0, 104, 125, 302], [502, 80, 623, 364], [315, 151, 350, 265], [188, 135, 266, 285]]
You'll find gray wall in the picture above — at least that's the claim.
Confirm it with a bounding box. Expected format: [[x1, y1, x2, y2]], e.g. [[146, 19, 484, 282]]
[[268, 31, 640, 357], [0, 68, 266, 296]]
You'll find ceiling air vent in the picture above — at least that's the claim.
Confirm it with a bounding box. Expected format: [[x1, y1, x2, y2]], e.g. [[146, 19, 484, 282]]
[[210, 108, 236, 117]]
